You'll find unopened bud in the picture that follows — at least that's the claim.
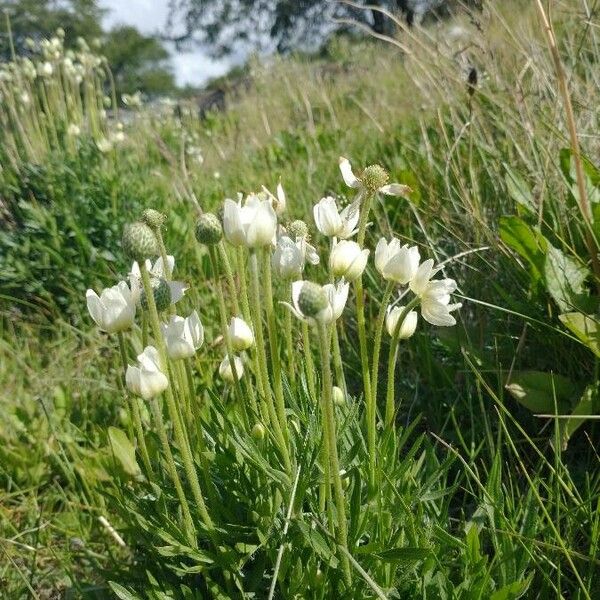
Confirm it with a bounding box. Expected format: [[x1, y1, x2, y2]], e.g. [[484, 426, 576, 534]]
[[122, 221, 159, 262], [195, 213, 223, 245], [332, 386, 345, 406], [251, 423, 266, 441]]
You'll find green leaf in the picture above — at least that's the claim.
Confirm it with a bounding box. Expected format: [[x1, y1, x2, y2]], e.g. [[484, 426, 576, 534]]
[[557, 383, 600, 450], [372, 547, 432, 563], [499, 216, 546, 282], [559, 312, 600, 357], [109, 582, 141, 600], [543, 243, 590, 312], [490, 575, 533, 600], [503, 165, 536, 214], [505, 371, 576, 413], [108, 426, 141, 477]]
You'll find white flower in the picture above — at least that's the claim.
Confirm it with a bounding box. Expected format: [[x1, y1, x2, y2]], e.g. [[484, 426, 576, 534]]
[[130, 256, 187, 305], [375, 238, 420, 284], [222, 194, 277, 248], [228, 317, 254, 351], [67, 123, 81, 136], [262, 182, 286, 215], [96, 137, 113, 153], [339, 157, 411, 197], [313, 196, 359, 239], [38, 62, 53, 77], [126, 346, 169, 400], [386, 306, 418, 338], [161, 311, 204, 360], [219, 355, 244, 382], [285, 280, 349, 325], [420, 279, 462, 326], [86, 281, 136, 333], [272, 235, 305, 279], [329, 240, 369, 282], [408, 259, 461, 326]]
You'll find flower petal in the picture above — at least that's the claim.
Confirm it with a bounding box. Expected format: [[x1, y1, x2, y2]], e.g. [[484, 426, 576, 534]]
[[339, 157, 360, 189]]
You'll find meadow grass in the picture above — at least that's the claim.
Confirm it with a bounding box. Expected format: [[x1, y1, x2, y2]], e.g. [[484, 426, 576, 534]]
[[1, 0, 599, 597]]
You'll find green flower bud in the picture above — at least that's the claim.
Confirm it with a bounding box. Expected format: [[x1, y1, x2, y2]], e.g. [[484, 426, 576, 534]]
[[122, 221, 159, 262], [298, 282, 328, 318], [288, 219, 309, 240], [251, 422, 266, 441], [195, 213, 223, 245], [141, 208, 167, 229], [140, 277, 171, 312], [361, 164, 388, 192], [332, 386, 345, 406]]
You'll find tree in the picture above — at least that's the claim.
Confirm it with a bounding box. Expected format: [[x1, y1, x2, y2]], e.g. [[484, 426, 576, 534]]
[[0, 0, 104, 59], [101, 26, 176, 98], [164, 0, 431, 57]]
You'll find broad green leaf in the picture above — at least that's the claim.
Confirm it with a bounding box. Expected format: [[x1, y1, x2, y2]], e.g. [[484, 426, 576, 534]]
[[559, 312, 600, 357], [109, 582, 141, 600], [490, 575, 533, 600], [499, 216, 546, 282], [543, 243, 590, 312], [557, 383, 599, 450], [503, 165, 536, 214], [108, 426, 141, 477], [505, 371, 575, 413]]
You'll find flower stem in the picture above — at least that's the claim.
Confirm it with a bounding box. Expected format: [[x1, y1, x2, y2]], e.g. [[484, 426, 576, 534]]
[[150, 396, 197, 547], [317, 320, 351, 585], [117, 332, 153, 478], [236, 247, 252, 323], [249, 251, 292, 475], [302, 322, 317, 400], [262, 248, 290, 447], [140, 263, 214, 532], [385, 298, 420, 429], [284, 281, 296, 384], [331, 324, 347, 397], [370, 281, 395, 429], [218, 241, 241, 316]]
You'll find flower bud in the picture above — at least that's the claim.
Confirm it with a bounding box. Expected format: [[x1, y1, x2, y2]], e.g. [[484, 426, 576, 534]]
[[228, 317, 254, 351], [219, 355, 244, 382], [288, 219, 309, 240], [386, 306, 418, 339], [298, 282, 329, 318], [361, 164, 389, 192], [251, 422, 266, 441], [340, 469, 350, 490], [329, 240, 369, 282], [122, 221, 159, 263], [195, 213, 223, 245], [332, 386, 345, 406], [141, 208, 166, 230], [126, 346, 169, 400], [140, 277, 171, 312]]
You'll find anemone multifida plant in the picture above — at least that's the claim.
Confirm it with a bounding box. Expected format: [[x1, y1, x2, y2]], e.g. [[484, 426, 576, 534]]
[[85, 157, 473, 597]]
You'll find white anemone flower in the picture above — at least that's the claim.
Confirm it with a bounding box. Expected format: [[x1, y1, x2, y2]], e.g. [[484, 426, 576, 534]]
[[130, 256, 187, 305], [285, 280, 349, 325], [161, 311, 204, 360], [223, 193, 278, 248], [313, 196, 359, 239], [219, 355, 244, 382], [339, 157, 411, 197], [262, 182, 287, 215], [126, 346, 169, 400], [86, 280, 136, 333], [375, 238, 420, 284], [228, 317, 254, 351], [272, 235, 306, 279], [409, 259, 462, 326], [329, 240, 369, 282], [386, 306, 419, 338]]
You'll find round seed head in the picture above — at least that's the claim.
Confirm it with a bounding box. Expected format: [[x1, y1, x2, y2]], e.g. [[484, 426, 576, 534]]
[[298, 282, 328, 318], [122, 221, 159, 262], [140, 277, 171, 312], [288, 219, 309, 240], [195, 212, 223, 245], [361, 164, 389, 192], [251, 422, 266, 441], [141, 208, 167, 229]]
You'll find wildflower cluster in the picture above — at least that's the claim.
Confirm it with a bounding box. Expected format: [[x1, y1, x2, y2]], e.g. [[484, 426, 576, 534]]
[[86, 156, 461, 586]]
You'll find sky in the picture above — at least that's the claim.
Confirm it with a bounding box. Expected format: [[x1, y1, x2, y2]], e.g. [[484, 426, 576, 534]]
[[99, 0, 236, 87]]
